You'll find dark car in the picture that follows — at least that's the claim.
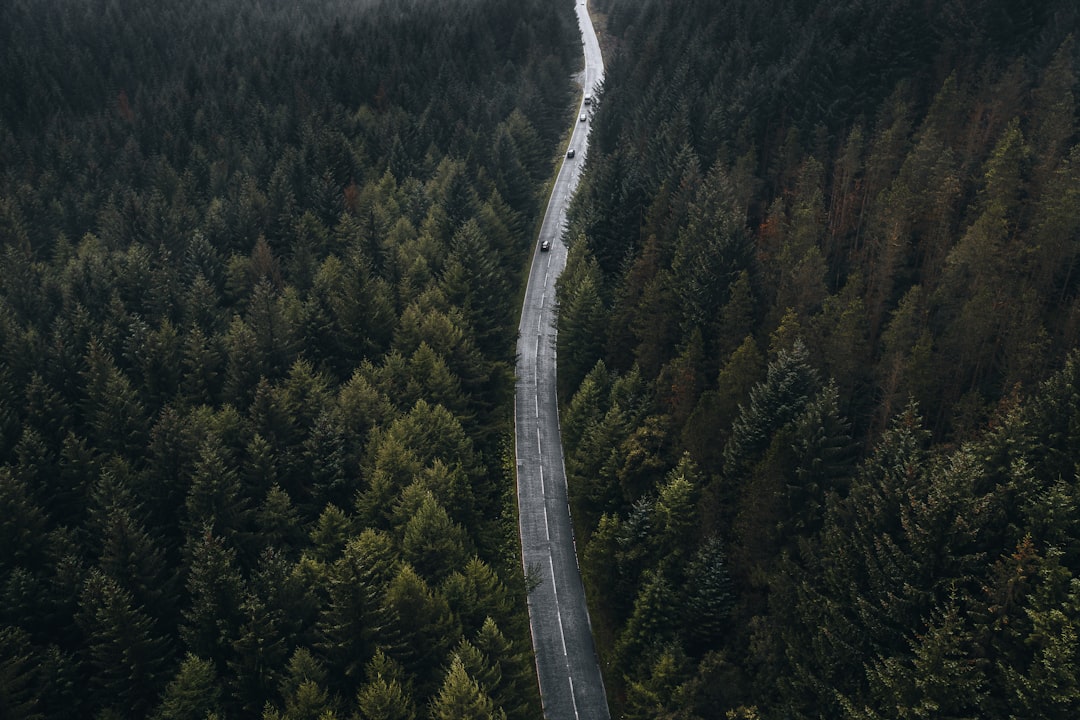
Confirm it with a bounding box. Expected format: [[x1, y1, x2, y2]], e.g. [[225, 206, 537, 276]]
[[541, 239, 551, 251], [566, 148, 575, 158]]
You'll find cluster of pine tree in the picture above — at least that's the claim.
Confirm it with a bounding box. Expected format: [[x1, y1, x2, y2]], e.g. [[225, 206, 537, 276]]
[[0, 0, 581, 717], [559, 0, 1080, 716]]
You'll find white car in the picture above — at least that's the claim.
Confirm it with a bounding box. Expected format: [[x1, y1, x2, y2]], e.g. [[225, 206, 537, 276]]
[[541, 239, 551, 251], [579, 113, 587, 122]]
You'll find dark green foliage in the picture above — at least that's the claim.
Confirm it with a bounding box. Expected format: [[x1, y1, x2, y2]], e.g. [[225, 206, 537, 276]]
[[316, 529, 398, 690], [723, 340, 820, 482], [153, 654, 223, 720], [379, 564, 461, 699], [0, 626, 43, 720], [562, 0, 1080, 715], [76, 569, 175, 718], [354, 649, 416, 720], [0, 470, 49, 576], [681, 538, 734, 656], [180, 529, 246, 670], [429, 654, 506, 720]]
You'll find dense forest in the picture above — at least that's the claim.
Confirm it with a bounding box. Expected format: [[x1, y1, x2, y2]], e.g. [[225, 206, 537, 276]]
[[0, 0, 581, 717], [558, 0, 1080, 717]]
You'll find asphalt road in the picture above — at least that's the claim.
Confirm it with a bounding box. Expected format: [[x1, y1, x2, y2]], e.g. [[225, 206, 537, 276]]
[[514, 2, 608, 719]]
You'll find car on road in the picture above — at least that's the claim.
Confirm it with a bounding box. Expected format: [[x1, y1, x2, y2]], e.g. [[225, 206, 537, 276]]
[[541, 239, 551, 251], [579, 113, 587, 122], [566, 148, 575, 158]]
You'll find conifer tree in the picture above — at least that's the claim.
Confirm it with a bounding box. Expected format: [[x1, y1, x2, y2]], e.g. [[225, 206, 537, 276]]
[[180, 528, 246, 670], [380, 564, 460, 698], [317, 529, 399, 689], [184, 438, 253, 557], [441, 559, 515, 641], [80, 338, 148, 458], [353, 650, 416, 720], [400, 493, 472, 585], [473, 618, 534, 720], [154, 654, 223, 720], [557, 242, 609, 398], [76, 569, 174, 718], [682, 538, 734, 656], [0, 626, 42, 720], [429, 655, 505, 720]]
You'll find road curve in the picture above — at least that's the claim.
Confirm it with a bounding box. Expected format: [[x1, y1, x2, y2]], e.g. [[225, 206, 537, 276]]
[[515, 2, 607, 719]]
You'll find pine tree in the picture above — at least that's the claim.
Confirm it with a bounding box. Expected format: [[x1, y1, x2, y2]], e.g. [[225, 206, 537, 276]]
[[782, 403, 934, 718], [228, 593, 290, 717], [623, 647, 690, 720], [309, 505, 355, 562], [223, 316, 265, 408], [429, 655, 505, 720], [76, 569, 174, 718], [472, 618, 534, 720], [154, 654, 223, 720], [96, 495, 177, 628], [724, 340, 820, 481], [682, 538, 734, 656], [256, 484, 304, 552], [0, 468, 49, 576], [717, 340, 818, 541], [441, 559, 515, 641], [353, 650, 416, 720], [317, 529, 399, 690], [80, 337, 148, 458], [614, 568, 678, 678], [0, 626, 42, 720], [654, 454, 701, 560], [404, 343, 468, 420], [399, 492, 472, 585], [671, 162, 749, 344], [184, 438, 253, 556], [683, 334, 764, 482], [556, 242, 608, 398], [180, 528, 246, 670], [380, 564, 461, 698], [442, 219, 513, 361]]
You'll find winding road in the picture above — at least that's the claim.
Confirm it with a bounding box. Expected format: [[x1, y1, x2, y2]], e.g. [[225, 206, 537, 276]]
[[514, 2, 608, 719]]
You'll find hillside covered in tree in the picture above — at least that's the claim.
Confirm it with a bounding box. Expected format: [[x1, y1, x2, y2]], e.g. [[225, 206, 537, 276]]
[[0, 0, 581, 717], [558, 0, 1080, 717]]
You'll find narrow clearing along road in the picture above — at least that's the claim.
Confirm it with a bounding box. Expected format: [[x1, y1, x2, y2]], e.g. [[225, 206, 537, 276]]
[[514, 2, 608, 719]]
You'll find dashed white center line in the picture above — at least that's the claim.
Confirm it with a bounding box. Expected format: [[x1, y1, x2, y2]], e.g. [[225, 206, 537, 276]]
[[549, 555, 568, 657]]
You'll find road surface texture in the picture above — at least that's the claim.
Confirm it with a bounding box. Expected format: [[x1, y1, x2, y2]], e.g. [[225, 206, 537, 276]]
[[514, 2, 608, 719]]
